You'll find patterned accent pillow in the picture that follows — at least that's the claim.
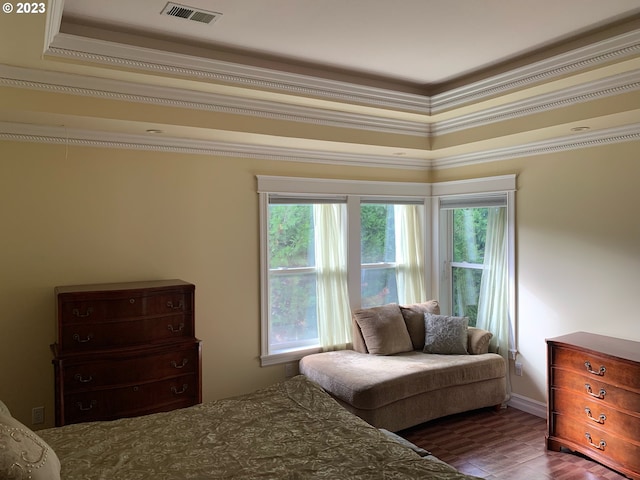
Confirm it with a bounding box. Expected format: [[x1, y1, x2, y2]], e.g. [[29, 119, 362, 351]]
[[423, 313, 469, 354], [0, 413, 61, 480]]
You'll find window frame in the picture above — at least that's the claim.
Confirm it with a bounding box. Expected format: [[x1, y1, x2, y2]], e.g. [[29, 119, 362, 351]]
[[435, 188, 517, 358], [258, 174, 516, 366], [258, 176, 431, 366]]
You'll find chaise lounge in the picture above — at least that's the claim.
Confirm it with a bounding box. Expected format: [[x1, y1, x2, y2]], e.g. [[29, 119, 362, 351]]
[[300, 301, 507, 432]]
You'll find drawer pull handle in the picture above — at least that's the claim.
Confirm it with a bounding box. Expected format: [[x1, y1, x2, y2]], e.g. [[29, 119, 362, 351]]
[[170, 359, 189, 369], [76, 400, 96, 411], [585, 384, 606, 399], [72, 308, 93, 318], [168, 323, 184, 333], [585, 408, 606, 424], [73, 333, 94, 343], [584, 361, 606, 376], [167, 301, 184, 310], [171, 384, 188, 395], [74, 374, 93, 383], [585, 433, 606, 451]]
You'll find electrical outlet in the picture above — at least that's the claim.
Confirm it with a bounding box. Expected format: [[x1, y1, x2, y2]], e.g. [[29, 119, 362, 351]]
[[514, 362, 523, 376], [32, 406, 44, 425]]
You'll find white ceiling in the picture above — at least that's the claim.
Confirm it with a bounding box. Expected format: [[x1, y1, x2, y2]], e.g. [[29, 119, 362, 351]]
[[61, 0, 640, 86]]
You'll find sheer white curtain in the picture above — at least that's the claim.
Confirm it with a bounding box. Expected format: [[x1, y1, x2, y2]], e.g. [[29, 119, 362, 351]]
[[394, 204, 426, 305], [313, 204, 352, 350], [476, 206, 513, 396]]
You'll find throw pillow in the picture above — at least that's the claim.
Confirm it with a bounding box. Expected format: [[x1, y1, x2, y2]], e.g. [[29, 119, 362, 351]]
[[423, 313, 469, 354], [0, 413, 61, 480], [399, 300, 440, 349], [353, 304, 413, 355]]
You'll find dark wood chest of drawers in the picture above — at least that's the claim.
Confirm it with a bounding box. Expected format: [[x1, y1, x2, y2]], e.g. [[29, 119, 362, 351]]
[[51, 280, 202, 426], [547, 332, 640, 480]]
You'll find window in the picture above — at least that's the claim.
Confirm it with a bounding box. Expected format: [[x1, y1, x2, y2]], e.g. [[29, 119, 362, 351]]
[[259, 174, 515, 366], [438, 192, 516, 360], [258, 177, 430, 365], [444, 206, 490, 326], [361, 202, 427, 308], [268, 202, 319, 351]]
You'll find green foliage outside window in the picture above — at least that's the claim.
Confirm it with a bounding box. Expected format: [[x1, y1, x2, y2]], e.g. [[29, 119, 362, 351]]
[[451, 208, 489, 327]]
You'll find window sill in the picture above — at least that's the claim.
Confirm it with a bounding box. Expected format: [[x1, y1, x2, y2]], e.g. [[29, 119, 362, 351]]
[[260, 346, 323, 366]]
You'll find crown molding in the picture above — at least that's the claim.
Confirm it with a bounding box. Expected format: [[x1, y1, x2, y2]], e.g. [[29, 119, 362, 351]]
[[433, 69, 640, 135], [0, 122, 429, 170], [3, 63, 639, 142], [2, 121, 638, 171], [0, 64, 428, 138], [433, 123, 640, 170], [43, 7, 640, 115], [430, 28, 640, 113], [46, 33, 431, 115]]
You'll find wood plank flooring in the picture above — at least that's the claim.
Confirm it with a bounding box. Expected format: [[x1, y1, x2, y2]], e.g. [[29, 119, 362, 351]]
[[399, 406, 629, 480]]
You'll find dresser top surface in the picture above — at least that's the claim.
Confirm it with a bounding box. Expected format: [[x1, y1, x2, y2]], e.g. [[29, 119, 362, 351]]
[[547, 331, 640, 364], [55, 279, 193, 295]]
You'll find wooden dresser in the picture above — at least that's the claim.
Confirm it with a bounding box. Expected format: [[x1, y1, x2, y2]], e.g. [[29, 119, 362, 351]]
[[546, 332, 640, 480], [51, 279, 202, 426]]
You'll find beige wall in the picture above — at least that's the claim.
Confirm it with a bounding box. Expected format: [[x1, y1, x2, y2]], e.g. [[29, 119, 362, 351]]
[[433, 141, 640, 404], [0, 140, 430, 428], [2, 139, 639, 428]]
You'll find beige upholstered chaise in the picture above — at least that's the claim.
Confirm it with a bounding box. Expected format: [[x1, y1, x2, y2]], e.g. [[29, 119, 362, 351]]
[[299, 301, 507, 432]]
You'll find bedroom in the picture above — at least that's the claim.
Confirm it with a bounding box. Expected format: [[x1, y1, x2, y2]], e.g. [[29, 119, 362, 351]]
[[1, 1, 639, 477]]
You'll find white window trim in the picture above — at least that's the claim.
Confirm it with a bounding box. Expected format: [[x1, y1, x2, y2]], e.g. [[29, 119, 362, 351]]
[[257, 174, 516, 366]]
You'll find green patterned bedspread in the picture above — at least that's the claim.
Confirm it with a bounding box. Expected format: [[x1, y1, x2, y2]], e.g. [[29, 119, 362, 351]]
[[40, 376, 482, 479]]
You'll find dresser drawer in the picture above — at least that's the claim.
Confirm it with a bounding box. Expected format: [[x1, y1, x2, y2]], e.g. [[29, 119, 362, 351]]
[[59, 291, 192, 324], [63, 374, 198, 424], [552, 413, 640, 473], [551, 388, 640, 442], [59, 314, 193, 351], [61, 342, 199, 392], [552, 368, 640, 413], [552, 346, 640, 390]]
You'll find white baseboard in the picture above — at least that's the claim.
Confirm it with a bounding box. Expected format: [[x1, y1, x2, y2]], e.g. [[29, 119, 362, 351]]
[[507, 393, 546, 418]]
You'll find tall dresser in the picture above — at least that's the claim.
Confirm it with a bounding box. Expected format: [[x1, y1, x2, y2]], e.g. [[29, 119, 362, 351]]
[[546, 332, 640, 480], [51, 279, 201, 426]]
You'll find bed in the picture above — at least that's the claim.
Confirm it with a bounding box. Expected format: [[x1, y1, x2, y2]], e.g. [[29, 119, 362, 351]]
[[3, 376, 482, 479]]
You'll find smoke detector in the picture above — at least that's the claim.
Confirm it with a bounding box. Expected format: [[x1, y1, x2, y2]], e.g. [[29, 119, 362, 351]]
[[160, 2, 222, 25]]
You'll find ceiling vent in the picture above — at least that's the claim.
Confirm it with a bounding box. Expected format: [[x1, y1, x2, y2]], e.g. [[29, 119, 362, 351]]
[[160, 2, 222, 25]]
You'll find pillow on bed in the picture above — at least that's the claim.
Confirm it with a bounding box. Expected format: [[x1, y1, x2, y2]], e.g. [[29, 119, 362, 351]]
[[0, 400, 10, 416], [353, 304, 413, 355], [423, 313, 469, 354], [0, 413, 61, 480]]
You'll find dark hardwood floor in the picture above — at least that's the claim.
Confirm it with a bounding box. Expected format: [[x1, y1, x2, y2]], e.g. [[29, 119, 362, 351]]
[[399, 406, 628, 480]]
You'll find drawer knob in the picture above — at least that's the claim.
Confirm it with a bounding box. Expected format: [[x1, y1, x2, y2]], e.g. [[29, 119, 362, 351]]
[[170, 359, 189, 369], [167, 301, 184, 310], [72, 307, 93, 318], [168, 323, 184, 333], [73, 333, 94, 343], [585, 408, 606, 424], [585, 433, 606, 451], [171, 384, 188, 395], [76, 400, 96, 411], [585, 384, 606, 399], [584, 361, 606, 376], [74, 373, 93, 383]]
